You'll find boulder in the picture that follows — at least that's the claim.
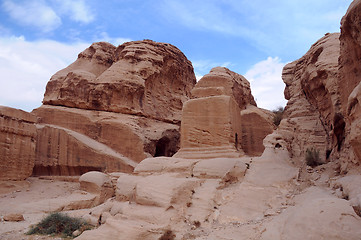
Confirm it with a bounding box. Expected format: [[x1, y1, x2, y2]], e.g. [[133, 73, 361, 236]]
[[79, 171, 114, 205], [3, 213, 25, 222], [0, 106, 37, 180]]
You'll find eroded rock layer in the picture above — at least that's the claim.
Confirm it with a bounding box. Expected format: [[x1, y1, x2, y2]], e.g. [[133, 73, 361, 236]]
[[278, 33, 341, 164], [175, 67, 252, 159], [43, 40, 196, 123], [0, 106, 37, 180], [32, 40, 195, 175]]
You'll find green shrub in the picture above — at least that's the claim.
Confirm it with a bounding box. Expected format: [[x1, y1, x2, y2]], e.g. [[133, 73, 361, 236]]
[[27, 212, 92, 238], [272, 106, 284, 126], [305, 148, 322, 167]]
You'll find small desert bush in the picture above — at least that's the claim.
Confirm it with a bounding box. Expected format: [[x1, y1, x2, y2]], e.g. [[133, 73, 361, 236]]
[[159, 229, 175, 240], [27, 212, 92, 238], [305, 148, 322, 167], [272, 106, 284, 126]]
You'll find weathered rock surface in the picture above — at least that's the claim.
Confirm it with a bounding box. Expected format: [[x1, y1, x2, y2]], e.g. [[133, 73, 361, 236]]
[[278, 33, 341, 164], [0, 106, 37, 180], [175, 67, 255, 159], [31, 39, 195, 175], [43, 40, 196, 123], [261, 188, 361, 240], [340, 1, 361, 164], [191, 67, 256, 108], [79, 171, 114, 205], [3, 214, 24, 222], [240, 105, 275, 156]]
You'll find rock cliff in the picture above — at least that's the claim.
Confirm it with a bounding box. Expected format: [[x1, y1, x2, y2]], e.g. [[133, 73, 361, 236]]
[[0, 106, 37, 180], [278, 33, 341, 165], [340, 0, 361, 166], [31, 40, 196, 175]]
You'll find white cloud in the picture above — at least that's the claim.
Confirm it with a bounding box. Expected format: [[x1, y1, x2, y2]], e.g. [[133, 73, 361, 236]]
[[55, 0, 95, 24], [245, 57, 288, 110], [161, 0, 352, 57], [0, 34, 132, 112], [93, 32, 132, 46], [2, 0, 61, 32], [0, 36, 90, 111], [192, 59, 233, 81]]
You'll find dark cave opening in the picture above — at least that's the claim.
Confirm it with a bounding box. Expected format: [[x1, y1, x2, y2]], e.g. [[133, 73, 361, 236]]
[[154, 136, 171, 157]]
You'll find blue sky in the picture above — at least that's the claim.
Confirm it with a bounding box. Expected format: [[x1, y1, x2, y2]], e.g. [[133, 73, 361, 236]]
[[0, 0, 353, 111]]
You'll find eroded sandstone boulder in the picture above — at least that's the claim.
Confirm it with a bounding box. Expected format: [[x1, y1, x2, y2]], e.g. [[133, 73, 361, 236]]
[[0, 106, 37, 180], [79, 171, 114, 205], [43, 40, 196, 123], [32, 40, 195, 175]]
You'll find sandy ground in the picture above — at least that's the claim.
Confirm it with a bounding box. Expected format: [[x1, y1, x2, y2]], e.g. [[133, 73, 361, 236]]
[[0, 177, 80, 240]]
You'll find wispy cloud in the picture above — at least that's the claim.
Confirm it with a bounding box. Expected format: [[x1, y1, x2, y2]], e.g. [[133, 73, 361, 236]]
[[160, 0, 352, 57], [2, 0, 61, 32], [245, 57, 287, 110], [0, 36, 90, 111], [55, 0, 95, 24], [93, 32, 132, 46], [192, 59, 233, 80]]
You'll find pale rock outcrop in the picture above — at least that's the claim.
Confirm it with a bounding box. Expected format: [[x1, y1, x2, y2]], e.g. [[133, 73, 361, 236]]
[[43, 40, 196, 123], [261, 188, 361, 240], [0, 106, 37, 180], [175, 67, 254, 159], [79, 171, 114, 205], [3, 213, 24, 222]]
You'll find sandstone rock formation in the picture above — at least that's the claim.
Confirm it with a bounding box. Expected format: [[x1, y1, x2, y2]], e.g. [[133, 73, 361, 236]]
[[240, 105, 275, 156], [340, 1, 361, 164], [0, 106, 37, 180], [275, 0, 361, 168], [278, 33, 341, 165], [43, 40, 195, 123], [175, 67, 257, 159], [31, 40, 196, 175]]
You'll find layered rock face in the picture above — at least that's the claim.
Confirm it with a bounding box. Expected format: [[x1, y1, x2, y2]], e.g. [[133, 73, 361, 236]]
[[340, 1, 361, 164], [174, 67, 258, 159], [43, 40, 195, 123], [32, 40, 196, 175], [0, 106, 37, 180], [278, 33, 341, 164], [277, 0, 361, 167]]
